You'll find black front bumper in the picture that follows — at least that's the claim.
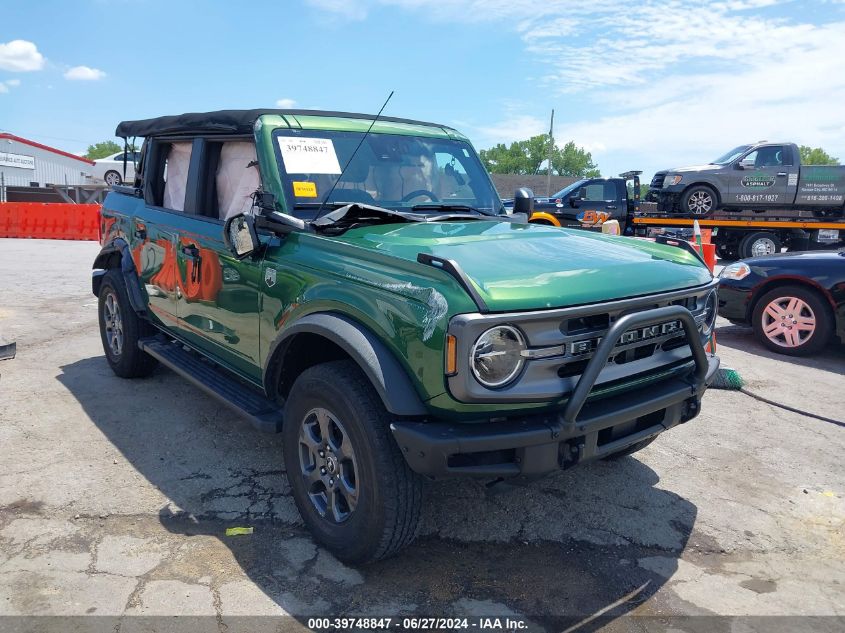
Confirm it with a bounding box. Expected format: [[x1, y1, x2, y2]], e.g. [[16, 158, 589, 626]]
[[717, 282, 754, 323], [392, 305, 720, 479]]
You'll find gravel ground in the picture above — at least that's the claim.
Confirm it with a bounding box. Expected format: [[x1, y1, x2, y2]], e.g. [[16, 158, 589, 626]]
[[0, 238, 843, 632]]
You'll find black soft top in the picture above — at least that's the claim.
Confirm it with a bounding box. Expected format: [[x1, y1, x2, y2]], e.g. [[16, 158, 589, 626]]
[[115, 109, 450, 138]]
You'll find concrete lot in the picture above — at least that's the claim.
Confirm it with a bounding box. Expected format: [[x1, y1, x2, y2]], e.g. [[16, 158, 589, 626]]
[[0, 238, 843, 631]]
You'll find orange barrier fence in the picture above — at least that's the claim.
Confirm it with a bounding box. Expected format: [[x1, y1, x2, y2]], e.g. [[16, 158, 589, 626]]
[[0, 203, 100, 240]]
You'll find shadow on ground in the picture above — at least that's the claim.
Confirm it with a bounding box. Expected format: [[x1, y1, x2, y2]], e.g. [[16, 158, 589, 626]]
[[715, 322, 845, 375], [57, 355, 700, 631]]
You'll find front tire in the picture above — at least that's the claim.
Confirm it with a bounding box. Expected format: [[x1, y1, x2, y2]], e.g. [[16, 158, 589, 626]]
[[680, 185, 718, 217], [283, 360, 423, 564], [752, 285, 832, 356], [98, 269, 158, 377]]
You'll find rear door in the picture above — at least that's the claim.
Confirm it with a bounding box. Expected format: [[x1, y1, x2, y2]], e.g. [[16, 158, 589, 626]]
[[172, 137, 265, 384], [127, 140, 194, 332], [727, 145, 792, 206]]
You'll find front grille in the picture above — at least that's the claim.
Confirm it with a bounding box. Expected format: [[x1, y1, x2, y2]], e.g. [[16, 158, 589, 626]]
[[551, 297, 705, 382], [446, 281, 717, 404]]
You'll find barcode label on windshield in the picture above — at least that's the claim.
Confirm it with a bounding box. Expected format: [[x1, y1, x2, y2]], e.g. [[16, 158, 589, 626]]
[[279, 137, 342, 174]]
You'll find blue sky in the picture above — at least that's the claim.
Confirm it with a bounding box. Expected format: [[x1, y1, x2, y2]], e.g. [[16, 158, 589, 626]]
[[2, 0, 845, 181]]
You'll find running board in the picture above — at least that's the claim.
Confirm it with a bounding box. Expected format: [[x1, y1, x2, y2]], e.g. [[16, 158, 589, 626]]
[[139, 337, 283, 433]]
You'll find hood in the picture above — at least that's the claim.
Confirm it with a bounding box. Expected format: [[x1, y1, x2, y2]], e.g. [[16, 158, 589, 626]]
[[336, 221, 712, 312], [668, 164, 724, 173], [741, 248, 845, 265]]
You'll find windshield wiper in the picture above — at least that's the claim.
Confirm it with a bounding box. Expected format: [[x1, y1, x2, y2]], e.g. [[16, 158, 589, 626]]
[[411, 203, 495, 216]]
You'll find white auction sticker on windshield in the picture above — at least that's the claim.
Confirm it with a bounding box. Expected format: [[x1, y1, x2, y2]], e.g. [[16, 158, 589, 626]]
[[278, 137, 342, 174]]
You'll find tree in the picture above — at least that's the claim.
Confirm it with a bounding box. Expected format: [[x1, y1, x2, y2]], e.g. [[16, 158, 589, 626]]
[[799, 146, 839, 165], [85, 140, 126, 160], [85, 141, 138, 160], [479, 135, 600, 178], [552, 141, 601, 178]]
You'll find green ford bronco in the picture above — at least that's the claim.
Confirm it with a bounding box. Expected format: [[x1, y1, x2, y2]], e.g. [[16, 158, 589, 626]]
[[93, 109, 719, 563]]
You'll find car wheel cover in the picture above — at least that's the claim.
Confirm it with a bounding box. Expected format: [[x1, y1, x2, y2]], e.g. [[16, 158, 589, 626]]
[[688, 191, 712, 214], [105, 172, 121, 185], [762, 296, 816, 348], [751, 237, 777, 257], [103, 291, 123, 356], [298, 407, 359, 523]]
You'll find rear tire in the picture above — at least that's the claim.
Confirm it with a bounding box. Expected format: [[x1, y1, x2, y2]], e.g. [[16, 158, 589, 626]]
[[283, 360, 423, 564], [752, 285, 832, 356], [104, 170, 122, 186], [680, 185, 718, 217], [739, 231, 781, 259], [98, 269, 158, 378]]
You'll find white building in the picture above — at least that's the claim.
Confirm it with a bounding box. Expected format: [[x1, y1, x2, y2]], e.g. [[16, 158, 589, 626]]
[[0, 133, 94, 190]]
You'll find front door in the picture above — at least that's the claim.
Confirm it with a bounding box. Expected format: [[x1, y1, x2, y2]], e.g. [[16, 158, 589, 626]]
[[173, 138, 264, 383], [727, 145, 791, 206], [562, 179, 617, 229]]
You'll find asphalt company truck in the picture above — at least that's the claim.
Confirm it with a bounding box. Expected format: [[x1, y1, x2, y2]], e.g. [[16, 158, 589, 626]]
[[647, 141, 845, 218]]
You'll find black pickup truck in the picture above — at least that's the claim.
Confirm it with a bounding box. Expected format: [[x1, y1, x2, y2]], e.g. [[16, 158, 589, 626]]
[[505, 172, 643, 229]]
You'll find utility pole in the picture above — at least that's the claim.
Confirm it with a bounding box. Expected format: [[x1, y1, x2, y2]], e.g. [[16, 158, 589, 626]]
[[546, 109, 554, 196]]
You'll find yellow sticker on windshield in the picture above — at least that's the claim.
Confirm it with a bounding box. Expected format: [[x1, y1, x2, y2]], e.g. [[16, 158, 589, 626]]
[[293, 181, 317, 198]]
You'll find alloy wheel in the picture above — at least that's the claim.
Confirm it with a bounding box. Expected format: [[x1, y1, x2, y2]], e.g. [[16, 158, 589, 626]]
[[105, 172, 122, 186], [103, 291, 124, 356], [761, 296, 816, 348], [688, 191, 713, 214], [298, 407, 359, 523]]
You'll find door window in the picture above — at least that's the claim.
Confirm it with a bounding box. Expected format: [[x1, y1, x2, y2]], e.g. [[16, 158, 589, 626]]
[[216, 142, 260, 220], [744, 147, 784, 168], [583, 182, 613, 201]]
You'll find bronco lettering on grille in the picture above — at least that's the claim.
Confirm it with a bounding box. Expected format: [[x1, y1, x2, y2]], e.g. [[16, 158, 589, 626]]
[[570, 319, 683, 355]]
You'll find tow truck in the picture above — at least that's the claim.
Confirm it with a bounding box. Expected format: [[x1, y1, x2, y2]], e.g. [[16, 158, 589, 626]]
[[516, 171, 845, 259], [625, 208, 845, 259]]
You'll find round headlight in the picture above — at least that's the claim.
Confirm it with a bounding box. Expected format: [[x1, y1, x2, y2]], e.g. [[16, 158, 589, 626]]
[[701, 290, 717, 336], [471, 325, 526, 388]]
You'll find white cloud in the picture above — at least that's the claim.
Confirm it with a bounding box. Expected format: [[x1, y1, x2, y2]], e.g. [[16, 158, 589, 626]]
[[0, 78, 22, 95], [0, 39, 45, 72], [275, 97, 297, 108], [307, 0, 845, 174], [466, 114, 548, 148], [63, 65, 106, 81]]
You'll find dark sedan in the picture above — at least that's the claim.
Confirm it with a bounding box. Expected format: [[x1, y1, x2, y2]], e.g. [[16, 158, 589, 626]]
[[718, 249, 845, 355]]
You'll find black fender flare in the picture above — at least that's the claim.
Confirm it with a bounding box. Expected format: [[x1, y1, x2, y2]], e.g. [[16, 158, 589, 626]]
[[92, 238, 147, 314], [264, 312, 429, 417]]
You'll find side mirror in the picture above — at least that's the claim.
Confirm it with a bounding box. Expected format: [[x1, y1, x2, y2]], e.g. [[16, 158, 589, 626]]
[[571, 188, 586, 207], [738, 159, 754, 170], [512, 187, 534, 215], [224, 214, 259, 259]]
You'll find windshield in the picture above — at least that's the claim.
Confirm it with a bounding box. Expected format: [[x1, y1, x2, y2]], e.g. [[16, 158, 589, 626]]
[[550, 179, 588, 199], [273, 129, 502, 215], [711, 145, 751, 165]]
